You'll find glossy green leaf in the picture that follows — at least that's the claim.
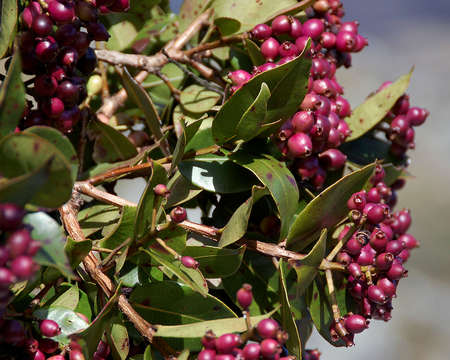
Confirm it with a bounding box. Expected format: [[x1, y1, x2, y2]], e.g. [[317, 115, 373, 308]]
[[0, 52, 24, 137], [50, 285, 79, 311], [346, 70, 413, 142], [185, 117, 215, 151], [154, 308, 277, 338], [180, 85, 221, 114], [108, 318, 130, 360], [289, 229, 327, 296], [141, 247, 208, 296], [25, 126, 79, 181], [212, 45, 311, 144], [170, 119, 203, 174], [24, 212, 73, 279], [279, 260, 302, 359], [178, 155, 257, 193], [219, 186, 269, 247], [0, 0, 17, 57], [101, 206, 137, 249], [89, 120, 138, 164], [286, 163, 376, 251], [235, 83, 271, 142], [230, 152, 299, 240], [64, 237, 92, 269], [120, 67, 169, 152], [182, 245, 246, 278], [0, 132, 75, 208], [245, 39, 265, 66], [214, 17, 241, 36], [78, 205, 120, 237], [106, 13, 140, 51], [166, 171, 202, 207], [135, 162, 167, 240]]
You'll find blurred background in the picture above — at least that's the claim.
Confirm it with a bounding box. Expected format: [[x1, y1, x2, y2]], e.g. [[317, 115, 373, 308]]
[[117, 1, 450, 359]]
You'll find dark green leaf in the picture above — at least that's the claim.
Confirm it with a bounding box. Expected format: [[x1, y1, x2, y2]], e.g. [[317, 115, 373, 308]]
[[0, 0, 17, 57], [64, 237, 92, 269], [107, 317, 130, 360], [286, 163, 376, 251], [0, 132, 74, 208], [219, 186, 269, 247], [245, 39, 265, 66], [166, 171, 202, 207], [89, 120, 138, 164], [185, 117, 215, 151], [214, 17, 241, 36], [0, 51, 24, 136], [178, 155, 257, 193], [24, 212, 73, 279], [180, 85, 221, 114], [279, 260, 302, 359], [340, 136, 391, 165], [346, 70, 413, 142], [170, 119, 203, 174], [182, 245, 246, 278], [135, 162, 167, 239], [101, 206, 137, 249], [78, 205, 120, 237], [289, 229, 327, 296], [230, 152, 299, 240]]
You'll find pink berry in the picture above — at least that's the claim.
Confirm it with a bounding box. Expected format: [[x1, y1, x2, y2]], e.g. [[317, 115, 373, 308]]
[[40, 319, 61, 337], [215, 333, 240, 354], [344, 314, 369, 334], [236, 283, 253, 309], [198, 349, 216, 360], [287, 132, 313, 157], [257, 318, 279, 339], [170, 206, 187, 223], [243, 343, 261, 360], [261, 37, 280, 60], [251, 24, 272, 40], [302, 19, 324, 40], [260, 338, 281, 358]]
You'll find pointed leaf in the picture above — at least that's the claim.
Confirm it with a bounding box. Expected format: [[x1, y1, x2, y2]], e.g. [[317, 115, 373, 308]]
[[0, 51, 24, 136], [101, 206, 137, 249], [0, 0, 17, 57], [64, 237, 92, 269], [166, 171, 202, 207], [230, 152, 299, 240], [286, 163, 376, 251], [50, 285, 79, 311], [108, 318, 130, 360], [219, 186, 269, 247], [279, 260, 302, 359], [346, 70, 413, 142], [214, 17, 241, 36], [289, 229, 327, 295], [170, 119, 203, 174], [23, 212, 73, 279], [340, 136, 392, 165], [77, 205, 120, 237], [245, 39, 265, 66]]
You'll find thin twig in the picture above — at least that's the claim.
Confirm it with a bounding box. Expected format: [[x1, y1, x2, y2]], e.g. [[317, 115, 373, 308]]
[[75, 182, 137, 207], [99, 237, 132, 270]]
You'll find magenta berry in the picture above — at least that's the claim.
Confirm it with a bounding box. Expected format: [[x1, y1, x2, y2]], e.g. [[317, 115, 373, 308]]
[[260, 338, 281, 359], [347, 191, 366, 211], [302, 19, 324, 40], [39, 338, 59, 354], [387, 262, 408, 281], [40, 319, 61, 337], [271, 15, 291, 35], [0, 267, 16, 287], [398, 233, 419, 249], [228, 70, 251, 86], [243, 343, 261, 360], [236, 283, 253, 310], [367, 285, 387, 304], [369, 229, 388, 252], [261, 37, 280, 60], [198, 349, 216, 360], [153, 184, 169, 196], [407, 106, 428, 126], [319, 149, 347, 170], [290, 18, 303, 38], [48, 1, 75, 24], [32, 14, 53, 36], [344, 314, 369, 334], [251, 23, 272, 40], [201, 330, 216, 349], [347, 262, 362, 279], [292, 111, 314, 132], [181, 256, 198, 269], [11, 255, 35, 279], [377, 277, 396, 298], [375, 252, 394, 270], [215, 333, 240, 354], [287, 132, 312, 157], [34, 350, 46, 360], [6, 229, 32, 257], [257, 318, 279, 339], [170, 206, 187, 223], [279, 41, 299, 57]]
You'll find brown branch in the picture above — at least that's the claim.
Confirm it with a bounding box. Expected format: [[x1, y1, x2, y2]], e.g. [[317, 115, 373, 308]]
[[89, 162, 154, 186], [74, 181, 137, 207], [184, 34, 248, 56]]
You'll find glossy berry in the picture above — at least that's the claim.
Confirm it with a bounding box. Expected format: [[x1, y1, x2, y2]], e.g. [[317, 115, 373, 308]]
[[34, 351, 46, 360], [153, 184, 169, 196], [367, 284, 387, 304], [35, 37, 59, 62], [201, 330, 216, 349], [181, 256, 199, 269], [40, 319, 61, 337], [48, 1, 75, 24], [257, 318, 279, 339], [377, 277, 396, 298], [319, 149, 347, 170], [302, 19, 324, 40], [215, 333, 240, 354], [375, 252, 394, 270], [261, 37, 280, 60], [347, 262, 362, 279], [243, 343, 261, 360], [369, 229, 388, 252], [398, 233, 419, 249], [55, 23, 77, 45], [279, 41, 299, 57], [228, 70, 251, 86], [0, 267, 16, 287], [0, 203, 24, 231], [32, 15, 53, 36], [387, 262, 407, 281], [236, 283, 253, 310], [7, 229, 32, 257], [34, 74, 58, 97], [347, 191, 366, 211], [198, 349, 216, 360], [42, 97, 65, 118], [251, 24, 272, 40], [11, 255, 35, 279], [170, 206, 187, 223], [57, 80, 79, 105], [260, 338, 281, 359], [39, 338, 59, 354], [87, 22, 110, 41], [287, 132, 312, 157], [344, 314, 369, 334], [292, 111, 314, 132], [290, 17, 303, 38], [364, 203, 387, 224]]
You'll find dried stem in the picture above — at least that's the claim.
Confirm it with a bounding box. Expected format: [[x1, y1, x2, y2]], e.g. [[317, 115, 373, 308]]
[[326, 221, 359, 262], [75, 181, 137, 207], [325, 269, 341, 321], [99, 237, 132, 270], [155, 238, 181, 259], [184, 34, 248, 56]]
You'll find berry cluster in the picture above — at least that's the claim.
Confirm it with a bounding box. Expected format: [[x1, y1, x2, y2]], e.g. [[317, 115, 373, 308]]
[[332, 165, 418, 344], [18, 0, 129, 133], [229, 0, 367, 189], [0, 203, 39, 311], [375, 83, 429, 158]]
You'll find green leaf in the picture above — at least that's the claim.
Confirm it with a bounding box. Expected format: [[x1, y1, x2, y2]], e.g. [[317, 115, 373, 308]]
[[289, 229, 327, 296], [170, 119, 203, 174], [0, 51, 24, 137], [134, 162, 167, 240], [219, 186, 269, 247], [0, 159, 51, 206], [166, 171, 202, 207], [185, 117, 215, 151], [34, 307, 89, 343], [245, 39, 265, 66], [346, 70, 413, 142], [279, 260, 302, 359], [180, 85, 221, 114], [177, 350, 189, 360], [214, 17, 241, 36], [142, 63, 184, 104], [120, 67, 167, 147], [0, 132, 75, 208], [78, 205, 120, 237], [64, 237, 92, 269], [89, 120, 138, 164], [50, 285, 79, 311], [212, 45, 311, 144], [235, 83, 271, 142], [25, 126, 79, 182], [211, 0, 297, 32], [286, 163, 376, 251], [105, 13, 140, 51], [107, 318, 130, 360], [23, 212, 74, 279], [182, 245, 246, 278], [178, 155, 257, 193], [179, 0, 213, 31], [141, 247, 208, 296], [144, 345, 152, 360], [0, 0, 17, 57], [230, 152, 299, 240], [154, 308, 278, 338], [101, 206, 137, 249], [340, 136, 392, 165]]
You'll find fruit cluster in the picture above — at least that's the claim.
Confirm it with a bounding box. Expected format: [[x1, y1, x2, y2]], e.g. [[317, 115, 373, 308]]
[[332, 165, 418, 344], [228, 0, 367, 189], [0, 203, 39, 312], [18, 0, 129, 133], [375, 83, 429, 158]]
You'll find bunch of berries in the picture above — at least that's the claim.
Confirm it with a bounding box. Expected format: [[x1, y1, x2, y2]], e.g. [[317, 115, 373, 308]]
[[228, 0, 367, 189], [18, 0, 129, 133], [332, 165, 418, 344], [375, 83, 429, 159], [0, 203, 39, 312]]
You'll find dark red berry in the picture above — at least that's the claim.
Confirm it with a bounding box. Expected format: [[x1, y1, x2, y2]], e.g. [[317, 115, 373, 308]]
[[236, 283, 253, 310], [319, 149, 347, 170], [260, 338, 281, 359], [0, 203, 25, 231], [215, 333, 240, 354], [398, 233, 419, 249], [201, 330, 216, 349], [243, 343, 261, 360], [4, 320, 26, 345], [48, 1, 75, 24], [387, 262, 407, 280], [347, 191, 366, 211], [56, 80, 79, 105], [287, 132, 312, 157], [0, 267, 16, 287], [42, 97, 65, 119], [75, 1, 98, 22], [11, 255, 35, 279], [198, 349, 216, 360], [87, 22, 110, 41], [367, 284, 387, 304], [35, 37, 59, 62], [34, 74, 58, 97], [109, 0, 131, 12], [170, 206, 187, 223], [39, 338, 59, 354], [251, 24, 272, 40], [347, 262, 362, 279], [32, 14, 53, 36], [22, 2, 42, 29], [95, 340, 110, 358], [369, 229, 388, 252], [77, 47, 98, 75], [7, 229, 32, 257], [257, 318, 279, 339], [40, 319, 61, 337]]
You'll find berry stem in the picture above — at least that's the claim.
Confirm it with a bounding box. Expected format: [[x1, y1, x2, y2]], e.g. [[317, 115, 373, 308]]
[[325, 269, 342, 323], [75, 181, 137, 207], [326, 221, 360, 261], [155, 237, 181, 260], [98, 237, 132, 270]]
